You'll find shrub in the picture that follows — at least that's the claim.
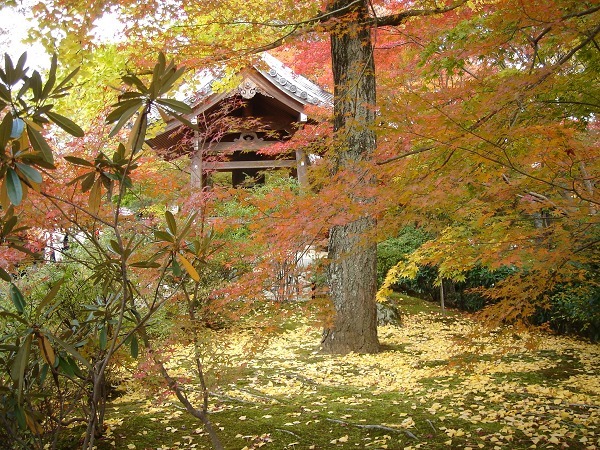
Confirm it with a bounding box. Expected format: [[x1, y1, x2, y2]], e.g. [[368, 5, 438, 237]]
[[377, 226, 433, 289], [377, 228, 514, 311], [446, 265, 516, 312], [534, 282, 600, 342]]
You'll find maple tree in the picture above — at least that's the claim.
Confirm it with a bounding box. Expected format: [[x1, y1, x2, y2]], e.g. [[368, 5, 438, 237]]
[[25, 0, 599, 352], [373, 0, 599, 329], [271, 0, 598, 337], [28, 0, 477, 355]]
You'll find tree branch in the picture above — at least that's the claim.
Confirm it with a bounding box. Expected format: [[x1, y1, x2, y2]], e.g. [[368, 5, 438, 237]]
[[372, 0, 468, 27], [227, 0, 469, 58]]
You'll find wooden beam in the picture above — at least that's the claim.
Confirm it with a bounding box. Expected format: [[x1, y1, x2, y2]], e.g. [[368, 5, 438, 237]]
[[205, 140, 274, 153], [204, 160, 296, 170]]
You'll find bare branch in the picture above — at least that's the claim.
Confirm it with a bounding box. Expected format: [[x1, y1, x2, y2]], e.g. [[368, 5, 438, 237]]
[[565, 4, 600, 19], [376, 144, 435, 165]]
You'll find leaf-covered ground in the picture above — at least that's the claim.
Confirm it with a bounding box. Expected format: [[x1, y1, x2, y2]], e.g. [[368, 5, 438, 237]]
[[90, 297, 599, 450]]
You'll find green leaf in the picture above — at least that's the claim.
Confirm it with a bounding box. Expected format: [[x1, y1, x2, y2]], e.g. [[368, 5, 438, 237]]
[[26, 126, 54, 164], [158, 66, 186, 96], [15, 405, 26, 429], [58, 356, 75, 377], [34, 278, 64, 319], [108, 103, 143, 138], [113, 142, 127, 162], [2, 214, 18, 236], [0, 310, 27, 325], [52, 66, 79, 95], [109, 239, 122, 255], [57, 355, 81, 377], [127, 109, 148, 153], [20, 155, 55, 170], [41, 54, 57, 98], [14, 53, 27, 79], [99, 326, 107, 350], [169, 111, 198, 130], [30, 70, 43, 101], [80, 172, 97, 193], [44, 331, 91, 370], [88, 178, 102, 214], [6, 168, 23, 206], [0, 83, 10, 102], [64, 155, 94, 167], [9, 283, 25, 314], [179, 212, 198, 242], [106, 98, 144, 123], [4, 53, 16, 86], [11, 334, 32, 404], [118, 92, 144, 100], [0, 266, 11, 282], [130, 334, 139, 358], [122, 74, 148, 94], [45, 110, 84, 137], [154, 230, 174, 243], [171, 257, 182, 277], [155, 98, 193, 115], [16, 76, 31, 100], [15, 163, 42, 184], [39, 362, 48, 385], [0, 111, 13, 148], [9, 243, 37, 257], [157, 52, 166, 72], [165, 210, 177, 235], [66, 170, 91, 186], [130, 260, 161, 268]]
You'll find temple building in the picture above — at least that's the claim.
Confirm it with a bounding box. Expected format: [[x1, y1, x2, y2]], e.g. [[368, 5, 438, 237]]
[[147, 53, 332, 188]]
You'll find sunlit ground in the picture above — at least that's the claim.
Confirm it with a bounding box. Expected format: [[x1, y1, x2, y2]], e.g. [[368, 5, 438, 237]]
[[90, 296, 599, 450]]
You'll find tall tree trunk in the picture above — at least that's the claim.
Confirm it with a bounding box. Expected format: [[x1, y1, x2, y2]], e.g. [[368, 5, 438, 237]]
[[321, 0, 380, 354]]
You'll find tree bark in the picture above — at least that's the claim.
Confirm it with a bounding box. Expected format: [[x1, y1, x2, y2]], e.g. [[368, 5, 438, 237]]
[[323, 217, 379, 353], [321, 0, 380, 354]]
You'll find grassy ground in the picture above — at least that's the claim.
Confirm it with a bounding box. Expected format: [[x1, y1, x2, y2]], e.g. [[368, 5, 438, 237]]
[[84, 294, 599, 450]]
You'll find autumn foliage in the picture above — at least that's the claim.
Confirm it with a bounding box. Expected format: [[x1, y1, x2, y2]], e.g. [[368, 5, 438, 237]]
[[0, 0, 598, 448]]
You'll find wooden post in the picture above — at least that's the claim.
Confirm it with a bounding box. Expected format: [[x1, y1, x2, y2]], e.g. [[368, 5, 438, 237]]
[[296, 112, 309, 189], [296, 149, 308, 188], [191, 124, 203, 188]]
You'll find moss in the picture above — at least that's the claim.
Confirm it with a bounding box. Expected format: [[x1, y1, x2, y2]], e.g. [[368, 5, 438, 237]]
[[58, 296, 598, 450]]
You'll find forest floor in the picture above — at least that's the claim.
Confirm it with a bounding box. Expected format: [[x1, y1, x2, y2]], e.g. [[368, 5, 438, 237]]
[[88, 295, 599, 450]]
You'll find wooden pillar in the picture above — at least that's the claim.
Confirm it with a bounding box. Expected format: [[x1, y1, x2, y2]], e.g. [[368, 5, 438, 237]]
[[296, 112, 309, 189], [296, 149, 308, 188], [191, 125, 203, 188]]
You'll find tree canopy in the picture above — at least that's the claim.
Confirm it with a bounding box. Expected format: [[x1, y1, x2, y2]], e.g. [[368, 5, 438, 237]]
[[7, 0, 600, 343]]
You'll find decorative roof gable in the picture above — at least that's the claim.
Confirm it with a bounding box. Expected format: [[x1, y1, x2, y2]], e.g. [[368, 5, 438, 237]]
[[184, 52, 333, 114]]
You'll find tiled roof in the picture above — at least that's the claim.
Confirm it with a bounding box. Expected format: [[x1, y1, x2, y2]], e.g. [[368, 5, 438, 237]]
[[183, 52, 333, 109], [258, 53, 333, 107]]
